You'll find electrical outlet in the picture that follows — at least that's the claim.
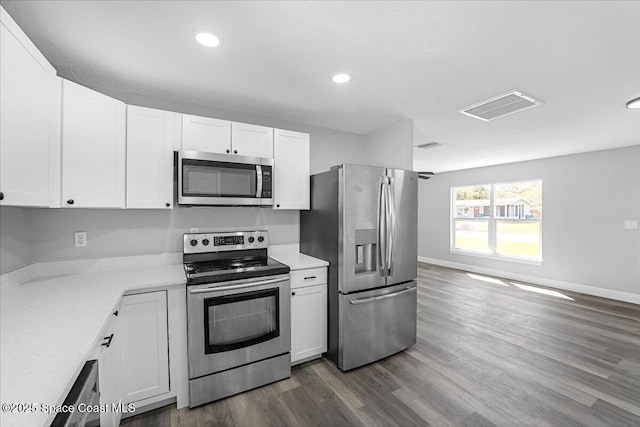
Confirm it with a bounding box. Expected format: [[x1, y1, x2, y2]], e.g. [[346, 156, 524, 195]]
[[74, 231, 87, 247], [190, 228, 199, 233], [624, 220, 638, 230]]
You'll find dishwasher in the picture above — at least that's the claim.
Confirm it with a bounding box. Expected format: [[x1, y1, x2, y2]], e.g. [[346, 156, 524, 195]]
[[50, 360, 100, 427]]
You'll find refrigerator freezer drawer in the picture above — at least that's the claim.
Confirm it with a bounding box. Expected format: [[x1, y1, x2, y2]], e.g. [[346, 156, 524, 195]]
[[338, 281, 417, 371]]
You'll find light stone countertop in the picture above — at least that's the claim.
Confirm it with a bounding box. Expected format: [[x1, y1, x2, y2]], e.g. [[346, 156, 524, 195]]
[[268, 244, 329, 271], [0, 264, 186, 427]]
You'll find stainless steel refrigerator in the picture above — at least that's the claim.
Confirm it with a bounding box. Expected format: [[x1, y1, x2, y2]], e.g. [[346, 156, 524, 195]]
[[300, 164, 418, 371]]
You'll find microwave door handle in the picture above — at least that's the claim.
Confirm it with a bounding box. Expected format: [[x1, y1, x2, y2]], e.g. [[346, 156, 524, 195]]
[[256, 165, 263, 198]]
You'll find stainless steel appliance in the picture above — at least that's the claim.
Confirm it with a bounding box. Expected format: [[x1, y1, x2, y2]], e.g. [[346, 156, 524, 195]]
[[51, 360, 99, 426], [300, 164, 418, 371], [178, 150, 274, 206], [184, 230, 291, 407]]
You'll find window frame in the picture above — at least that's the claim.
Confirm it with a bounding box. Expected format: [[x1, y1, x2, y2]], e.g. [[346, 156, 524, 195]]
[[450, 179, 543, 265]]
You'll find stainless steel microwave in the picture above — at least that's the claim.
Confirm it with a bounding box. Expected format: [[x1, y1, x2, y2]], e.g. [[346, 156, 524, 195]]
[[178, 151, 273, 206]]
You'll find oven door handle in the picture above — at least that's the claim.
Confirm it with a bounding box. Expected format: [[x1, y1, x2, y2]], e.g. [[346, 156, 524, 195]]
[[189, 276, 288, 294]]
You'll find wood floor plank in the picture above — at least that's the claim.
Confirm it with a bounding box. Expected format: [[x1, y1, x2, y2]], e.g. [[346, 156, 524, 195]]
[[122, 263, 640, 427]]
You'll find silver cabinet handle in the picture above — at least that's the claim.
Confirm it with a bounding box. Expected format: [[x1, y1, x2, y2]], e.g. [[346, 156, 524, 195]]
[[349, 286, 416, 305], [189, 276, 288, 294], [304, 276, 317, 280]]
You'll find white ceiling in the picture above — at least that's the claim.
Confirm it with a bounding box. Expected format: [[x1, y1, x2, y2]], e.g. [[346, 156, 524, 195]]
[[2, 1, 639, 173]]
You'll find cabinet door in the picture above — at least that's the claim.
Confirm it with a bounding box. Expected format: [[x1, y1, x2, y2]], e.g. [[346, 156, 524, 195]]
[[182, 114, 231, 153], [231, 122, 273, 158], [120, 291, 170, 404], [0, 7, 60, 207], [126, 106, 176, 209], [291, 284, 327, 364], [273, 129, 310, 210], [99, 311, 123, 427], [61, 79, 125, 208]]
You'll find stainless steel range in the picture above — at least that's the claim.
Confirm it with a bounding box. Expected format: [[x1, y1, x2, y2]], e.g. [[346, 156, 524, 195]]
[[184, 230, 291, 407]]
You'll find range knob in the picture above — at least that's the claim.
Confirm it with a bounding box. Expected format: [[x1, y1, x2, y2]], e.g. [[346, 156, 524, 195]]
[[202, 239, 210, 246], [248, 237, 255, 243], [257, 236, 264, 243], [190, 239, 198, 247]]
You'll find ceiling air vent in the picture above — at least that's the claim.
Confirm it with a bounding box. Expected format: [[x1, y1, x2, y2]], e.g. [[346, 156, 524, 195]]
[[418, 172, 435, 180], [459, 90, 543, 121]]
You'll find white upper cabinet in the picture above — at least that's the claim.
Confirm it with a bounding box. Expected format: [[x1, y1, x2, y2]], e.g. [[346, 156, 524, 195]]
[[273, 129, 310, 210], [182, 114, 231, 153], [126, 106, 177, 209], [0, 7, 60, 207], [61, 79, 126, 208], [231, 122, 274, 158], [181, 114, 274, 158]]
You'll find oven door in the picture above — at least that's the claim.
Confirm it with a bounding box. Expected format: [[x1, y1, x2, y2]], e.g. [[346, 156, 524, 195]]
[[178, 150, 273, 206], [187, 274, 290, 379]]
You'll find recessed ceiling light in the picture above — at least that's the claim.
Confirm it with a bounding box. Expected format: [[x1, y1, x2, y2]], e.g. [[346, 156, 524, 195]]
[[196, 32, 221, 47], [332, 73, 351, 84], [626, 97, 640, 109]]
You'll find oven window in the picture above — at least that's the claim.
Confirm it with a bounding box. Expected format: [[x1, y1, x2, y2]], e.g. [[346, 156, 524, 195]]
[[204, 289, 279, 354], [182, 159, 257, 198]]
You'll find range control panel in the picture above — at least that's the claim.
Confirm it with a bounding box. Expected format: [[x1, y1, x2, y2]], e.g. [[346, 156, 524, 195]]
[[183, 230, 268, 253]]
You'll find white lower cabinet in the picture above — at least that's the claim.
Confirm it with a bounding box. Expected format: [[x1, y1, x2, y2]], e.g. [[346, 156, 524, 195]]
[[291, 267, 327, 365], [98, 309, 123, 427], [119, 291, 170, 404]]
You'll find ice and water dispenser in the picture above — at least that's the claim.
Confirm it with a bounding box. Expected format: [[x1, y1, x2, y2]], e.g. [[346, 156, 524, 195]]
[[354, 229, 377, 274]]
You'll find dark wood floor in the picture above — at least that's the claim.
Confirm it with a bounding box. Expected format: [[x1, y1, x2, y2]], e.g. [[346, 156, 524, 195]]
[[122, 263, 640, 427]]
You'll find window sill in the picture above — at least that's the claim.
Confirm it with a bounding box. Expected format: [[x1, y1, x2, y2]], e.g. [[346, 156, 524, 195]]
[[450, 249, 543, 266]]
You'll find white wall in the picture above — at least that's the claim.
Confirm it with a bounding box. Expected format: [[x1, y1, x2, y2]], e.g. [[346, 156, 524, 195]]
[[30, 207, 298, 262], [418, 145, 640, 299], [0, 207, 33, 273], [362, 118, 414, 170]]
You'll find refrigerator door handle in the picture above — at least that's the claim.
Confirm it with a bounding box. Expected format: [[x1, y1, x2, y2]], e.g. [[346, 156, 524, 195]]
[[387, 176, 395, 275], [377, 176, 387, 275], [349, 286, 416, 305]]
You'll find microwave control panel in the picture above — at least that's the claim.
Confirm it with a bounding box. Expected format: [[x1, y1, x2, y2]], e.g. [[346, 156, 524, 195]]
[[261, 167, 272, 198]]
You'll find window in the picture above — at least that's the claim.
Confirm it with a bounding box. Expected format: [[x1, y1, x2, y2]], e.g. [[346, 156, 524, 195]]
[[451, 180, 542, 262]]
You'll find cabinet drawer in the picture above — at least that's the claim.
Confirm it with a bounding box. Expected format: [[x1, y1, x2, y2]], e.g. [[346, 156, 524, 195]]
[[290, 267, 327, 289]]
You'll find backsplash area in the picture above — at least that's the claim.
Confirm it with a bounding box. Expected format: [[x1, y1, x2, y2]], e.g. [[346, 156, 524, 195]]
[[0, 206, 298, 273]]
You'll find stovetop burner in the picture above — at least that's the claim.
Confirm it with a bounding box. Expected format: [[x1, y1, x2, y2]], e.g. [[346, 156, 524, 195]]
[[182, 231, 289, 285], [190, 257, 268, 274]]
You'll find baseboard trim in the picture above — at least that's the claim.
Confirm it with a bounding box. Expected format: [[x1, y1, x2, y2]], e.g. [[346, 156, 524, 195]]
[[418, 256, 640, 305]]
